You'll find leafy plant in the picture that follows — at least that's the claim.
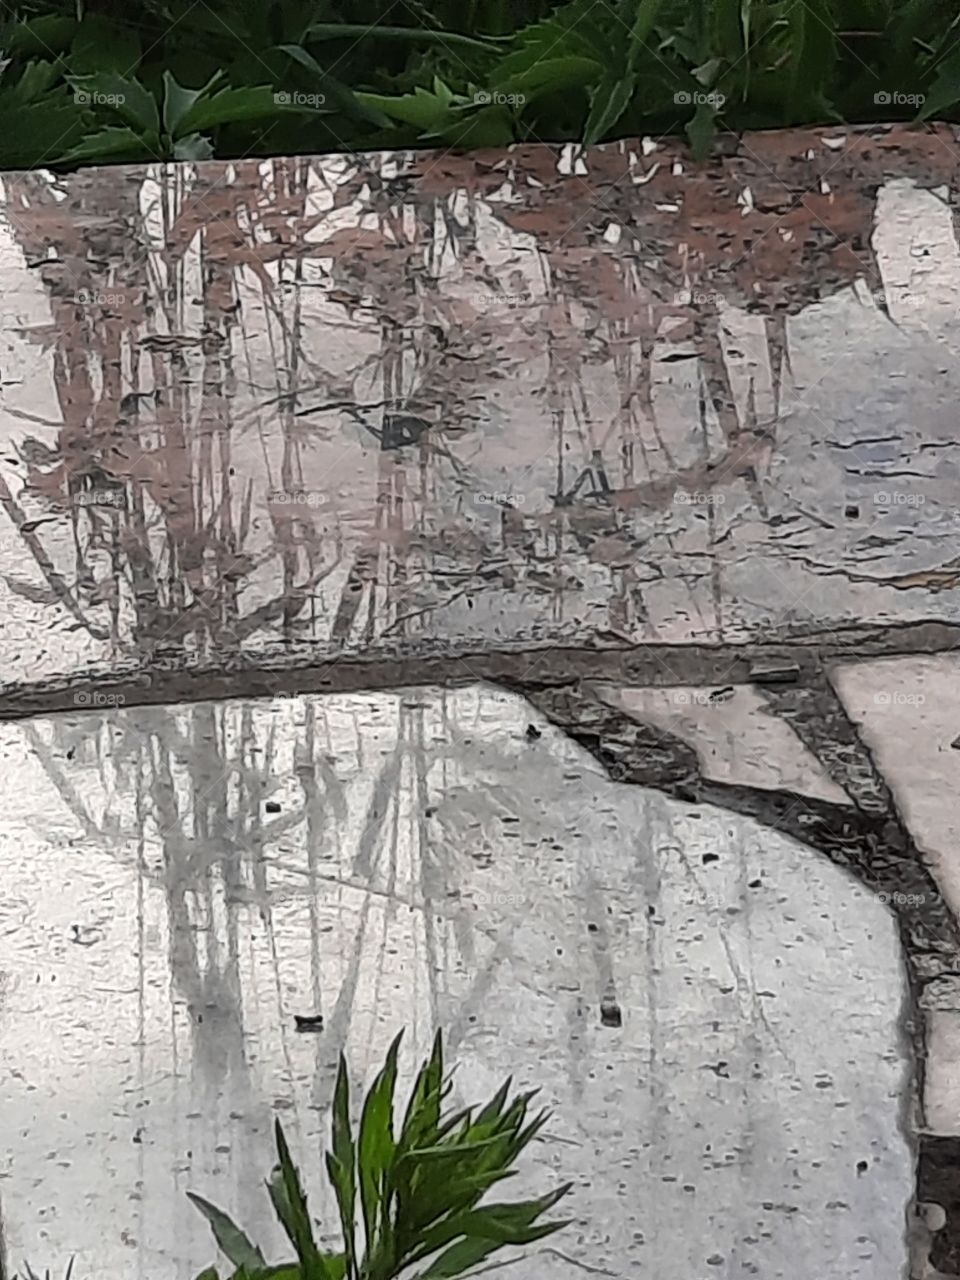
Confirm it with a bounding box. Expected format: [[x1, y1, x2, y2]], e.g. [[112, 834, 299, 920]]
[[188, 1030, 571, 1280], [0, 0, 956, 170]]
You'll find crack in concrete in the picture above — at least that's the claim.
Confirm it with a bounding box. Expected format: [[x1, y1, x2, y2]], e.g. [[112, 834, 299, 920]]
[[4, 622, 960, 721]]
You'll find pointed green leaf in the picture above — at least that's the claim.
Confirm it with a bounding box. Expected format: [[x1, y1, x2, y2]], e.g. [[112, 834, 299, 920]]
[[324, 1052, 357, 1271], [275, 44, 390, 126], [176, 85, 296, 135], [67, 72, 159, 134], [186, 1193, 266, 1271], [173, 133, 215, 160], [273, 1120, 333, 1280], [627, 0, 666, 72], [57, 124, 151, 164], [584, 69, 635, 143], [163, 69, 219, 136], [686, 98, 717, 161]]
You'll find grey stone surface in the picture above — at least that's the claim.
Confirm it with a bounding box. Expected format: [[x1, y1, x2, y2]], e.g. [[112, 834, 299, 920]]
[[0, 688, 911, 1278]]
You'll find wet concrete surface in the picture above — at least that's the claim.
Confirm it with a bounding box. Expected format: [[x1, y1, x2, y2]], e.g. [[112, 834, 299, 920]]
[[1, 126, 960, 1276], [1, 128, 960, 687], [0, 690, 912, 1279]]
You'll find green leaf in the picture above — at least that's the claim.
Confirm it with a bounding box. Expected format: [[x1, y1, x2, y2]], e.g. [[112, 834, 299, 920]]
[[191, 1269, 220, 1280], [0, 98, 86, 168], [10, 60, 61, 106], [787, 0, 837, 110], [162, 69, 220, 136], [358, 1031, 401, 1256], [327, 1052, 357, 1273], [67, 72, 159, 134], [399, 1031, 444, 1152], [685, 98, 717, 160], [186, 1193, 266, 1271], [69, 14, 141, 74], [176, 85, 293, 134], [56, 125, 150, 165], [275, 44, 390, 126], [496, 54, 601, 100], [354, 87, 455, 130], [584, 72, 636, 144], [3, 16, 77, 57], [173, 133, 215, 160], [272, 1121, 332, 1280], [408, 1184, 571, 1267], [308, 23, 501, 52], [918, 51, 960, 120], [627, 0, 666, 72], [414, 1235, 505, 1278]]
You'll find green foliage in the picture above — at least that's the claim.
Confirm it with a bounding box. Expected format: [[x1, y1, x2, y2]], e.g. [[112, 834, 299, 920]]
[[189, 1030, 571, 1280], [0, 0, 954, 168]]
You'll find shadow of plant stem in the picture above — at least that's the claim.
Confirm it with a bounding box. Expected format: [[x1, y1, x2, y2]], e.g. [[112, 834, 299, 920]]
[[188, 1029, 571, 1280]]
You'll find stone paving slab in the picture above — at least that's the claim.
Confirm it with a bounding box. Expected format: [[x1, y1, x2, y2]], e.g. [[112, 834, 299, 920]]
[[1, 127, 960, 692], [2, 126, 960, 1278], [0, 689, 910, 1279]]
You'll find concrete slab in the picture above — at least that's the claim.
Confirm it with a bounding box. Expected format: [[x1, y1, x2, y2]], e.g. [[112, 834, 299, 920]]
[[593, 682, 854, 805], [2, 129, 960, 694], [0, 688, 912, 1279], [3, 127, 960, 1276]]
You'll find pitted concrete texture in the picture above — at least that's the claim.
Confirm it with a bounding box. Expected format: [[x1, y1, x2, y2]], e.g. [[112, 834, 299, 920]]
[[1, 127, 960, 1278], [2, 129, 960, 695], [0, 689, 911, 1279]]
